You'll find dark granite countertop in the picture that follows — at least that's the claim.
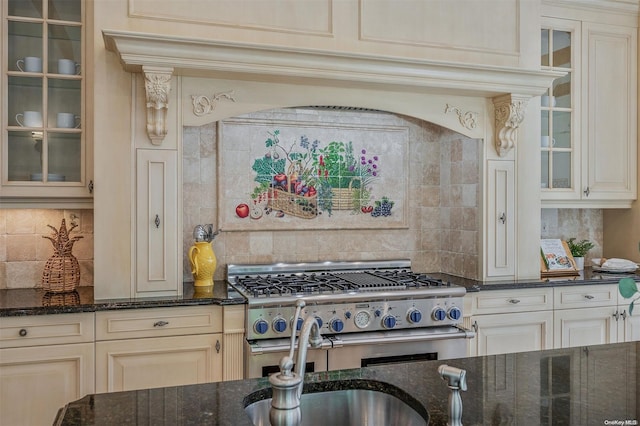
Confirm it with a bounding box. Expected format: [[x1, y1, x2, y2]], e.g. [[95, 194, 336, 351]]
[[55, 340, 639, 425], [0, 281, 246, 317], [437, 267, 639, 292], [2, 269, 638, 317]]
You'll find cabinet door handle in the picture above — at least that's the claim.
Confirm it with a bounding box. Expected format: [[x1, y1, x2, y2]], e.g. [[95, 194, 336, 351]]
[[154, 215, 161, 228], [583, 187, 590, 197], [613, 310, 620, 320], [153, 320, 169, 327], [498, 213, 506, 224], [88, 180, 94, 194], [472, 321, 478, 333], [508, 299, 520, 304], [19, 328, 27, 337], [584, 294, 595, 300], [621, 310, 627, 320], [215, 340, 221, 353]]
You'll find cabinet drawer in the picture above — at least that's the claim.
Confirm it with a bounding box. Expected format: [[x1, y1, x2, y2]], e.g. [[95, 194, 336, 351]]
[[554, 284, 617, 309], [96, 306, 222, 340], [0, 313, 94, 349], [468, 288, 553, 315]]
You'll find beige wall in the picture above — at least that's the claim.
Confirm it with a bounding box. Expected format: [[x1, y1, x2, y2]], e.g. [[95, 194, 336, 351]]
[[0, 210, 94, 289]]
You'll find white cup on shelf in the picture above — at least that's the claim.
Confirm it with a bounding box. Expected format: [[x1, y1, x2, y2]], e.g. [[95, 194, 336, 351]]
[[57, 58, 80, 75], [16, 111, 43, 127], [541, 136, 556, 147], [56, 112, 80, 128], [16, 56, 42, 73]]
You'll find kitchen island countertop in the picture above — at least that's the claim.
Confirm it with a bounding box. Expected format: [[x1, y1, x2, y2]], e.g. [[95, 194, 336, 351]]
[[54, 340, 639, 425]]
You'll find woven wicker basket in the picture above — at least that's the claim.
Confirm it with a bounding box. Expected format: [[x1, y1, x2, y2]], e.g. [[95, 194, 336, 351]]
[[41, 218, 82, 293], [42, 290, 80, 306], [42, 254, 81, 292], [268, 162, 318, 219], [331, 177, 361, 210]]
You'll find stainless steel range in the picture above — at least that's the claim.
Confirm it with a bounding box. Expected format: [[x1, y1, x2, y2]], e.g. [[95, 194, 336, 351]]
[[227, 260, 474, 378]]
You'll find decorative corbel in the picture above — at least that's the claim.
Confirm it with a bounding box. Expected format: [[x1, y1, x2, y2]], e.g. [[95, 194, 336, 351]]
[[142, 66, 174, 145], [492, 94, 530, 157]]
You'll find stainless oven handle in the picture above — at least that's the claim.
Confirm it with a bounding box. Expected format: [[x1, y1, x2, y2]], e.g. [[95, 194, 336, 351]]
[[330, 326, 475, 348], [247, 338, 333, 355]]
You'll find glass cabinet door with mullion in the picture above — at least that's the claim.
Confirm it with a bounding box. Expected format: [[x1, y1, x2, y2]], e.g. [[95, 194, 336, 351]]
[[3, 0, 88, 199], [540, 20, 581, 201]]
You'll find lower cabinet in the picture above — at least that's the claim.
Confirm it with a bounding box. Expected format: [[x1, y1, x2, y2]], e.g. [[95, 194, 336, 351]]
[[95, 305, 224, 393], [553, 284, 639, 348], [466, 283, 640, 356], [0, 313, 95, 426], [465, 287, 554, 356], [470, 311, 553, 356], [553, 306, 618, 348], [95, 334, 222, 392]]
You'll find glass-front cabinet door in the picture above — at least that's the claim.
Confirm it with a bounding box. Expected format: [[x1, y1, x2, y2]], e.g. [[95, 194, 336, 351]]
[[540, 18, 581, 202], [2, 0, 91, 203]]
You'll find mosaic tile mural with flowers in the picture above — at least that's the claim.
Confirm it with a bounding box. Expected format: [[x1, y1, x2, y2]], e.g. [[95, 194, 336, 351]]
[[218, 112, 409, 230]]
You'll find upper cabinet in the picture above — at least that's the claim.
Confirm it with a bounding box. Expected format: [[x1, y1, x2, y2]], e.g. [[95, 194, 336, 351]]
[[1, 0, 92, 207], [541, 6, 637, 208]]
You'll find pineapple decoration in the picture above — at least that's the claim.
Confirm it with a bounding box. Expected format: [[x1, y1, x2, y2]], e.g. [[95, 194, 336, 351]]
[[41, 219, 83, 293]]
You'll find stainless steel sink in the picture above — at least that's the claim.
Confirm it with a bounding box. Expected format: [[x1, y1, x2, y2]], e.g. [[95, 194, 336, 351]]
[[244, 387, 429, 426]]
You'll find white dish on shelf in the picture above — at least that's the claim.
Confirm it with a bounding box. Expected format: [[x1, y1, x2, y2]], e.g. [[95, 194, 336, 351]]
[[592, 258, 639, 273]]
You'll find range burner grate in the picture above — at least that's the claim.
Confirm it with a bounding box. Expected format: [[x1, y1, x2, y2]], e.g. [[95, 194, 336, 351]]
[[232, 268, 450, 298]]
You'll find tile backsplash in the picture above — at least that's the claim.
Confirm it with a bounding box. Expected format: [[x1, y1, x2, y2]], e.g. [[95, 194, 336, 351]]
[[182, 108, 481, 281], [0, 209, 94, 289], [541, 208, 603, 263]]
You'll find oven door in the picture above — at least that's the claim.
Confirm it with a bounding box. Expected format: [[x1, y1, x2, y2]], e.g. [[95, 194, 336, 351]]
[[327, 326, 474, 371], [245, 337, 332, 378]]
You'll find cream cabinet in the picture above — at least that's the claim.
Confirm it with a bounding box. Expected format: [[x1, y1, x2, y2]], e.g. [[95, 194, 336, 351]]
[[540, 12, 637, 208], [95, 306, 223, 393], [553, 284, 639, 348], [1, 0, 93, 206], [0, 313, 95, 426], [466, 288, 554, 356], [486, 161, 515, 278], [135, 149, 180, 297]]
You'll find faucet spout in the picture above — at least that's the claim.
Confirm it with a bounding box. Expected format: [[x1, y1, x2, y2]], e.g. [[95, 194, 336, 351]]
[[269, 299, 323, 425], [294, 314, 322, 398]]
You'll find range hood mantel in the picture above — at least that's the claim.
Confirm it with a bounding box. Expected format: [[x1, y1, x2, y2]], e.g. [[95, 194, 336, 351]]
[[103, 29, 564, 153]]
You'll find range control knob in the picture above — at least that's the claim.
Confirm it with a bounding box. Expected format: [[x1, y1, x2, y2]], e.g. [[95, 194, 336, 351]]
[[291, 317, 304, 332], [315, 317, 323, 328], [344, 311, 352, 320], [432, 307, 447, 321], [382, 315, 397, 329], [448, 306, 462, 321], [273, 317, 287, 333], [374, 309, 382, 318], [330, 318, 344, 333], [254, 319, 269, 335], [407, 308, 423, 324]]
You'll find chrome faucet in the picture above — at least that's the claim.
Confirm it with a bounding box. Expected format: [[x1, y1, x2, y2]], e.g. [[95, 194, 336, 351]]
[[269, 300, 322, 426], [438, 364, 467, 426]]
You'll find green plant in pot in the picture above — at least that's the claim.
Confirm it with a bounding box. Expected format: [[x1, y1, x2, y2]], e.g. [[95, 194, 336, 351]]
[[566, 238, 594, 270]]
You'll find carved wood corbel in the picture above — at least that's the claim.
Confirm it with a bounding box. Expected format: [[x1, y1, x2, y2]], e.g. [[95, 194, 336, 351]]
[[142, 66, 174, 145], [492, 94, 530, 157]]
